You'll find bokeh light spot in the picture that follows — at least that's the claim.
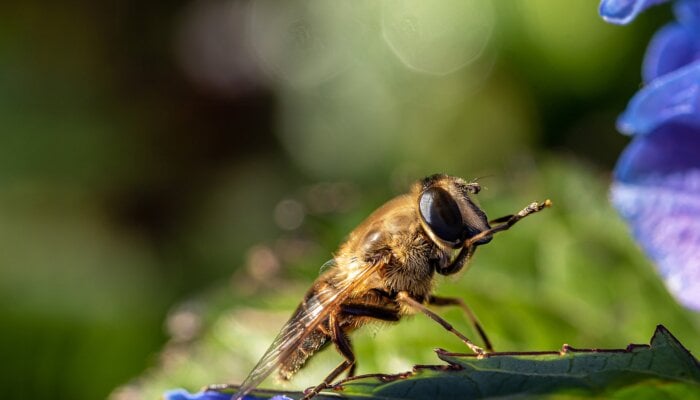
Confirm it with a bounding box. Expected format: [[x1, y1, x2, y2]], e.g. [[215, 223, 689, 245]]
[[274, 199, 305, 231], [248, 0, 354, 87], [381, 0, 494, 75]]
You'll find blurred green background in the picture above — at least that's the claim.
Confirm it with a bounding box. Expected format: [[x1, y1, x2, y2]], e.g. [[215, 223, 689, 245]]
[[2, 0, 698, 399]]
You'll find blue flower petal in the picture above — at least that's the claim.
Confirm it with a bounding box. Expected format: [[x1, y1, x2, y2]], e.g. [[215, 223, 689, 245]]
[[617, 61, 700, 135], [611, 123, 700, 311], [642, 23, 700, 83], [599, 0, 670, 25], [163, 389, 230, 400], [674, 0, 700, 29], [163, 389, 291, 400], [614, 123, 700, 187]]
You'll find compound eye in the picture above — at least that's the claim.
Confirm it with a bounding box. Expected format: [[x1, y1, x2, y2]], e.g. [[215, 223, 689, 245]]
[[419, 187, 463, 244]]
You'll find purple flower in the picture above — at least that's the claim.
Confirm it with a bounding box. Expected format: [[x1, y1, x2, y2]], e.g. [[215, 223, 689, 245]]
[[163, 389, 226, 400], [602, 0, 700, 310], [642, 26, 700, 84], [163, 388, 292, 400], [617, 62, 700, 135], [600, 0, 670, 25], [611, 124, 700, 310]]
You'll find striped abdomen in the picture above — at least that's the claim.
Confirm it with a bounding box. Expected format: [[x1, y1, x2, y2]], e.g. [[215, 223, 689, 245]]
[[277, 320, 330, 381]]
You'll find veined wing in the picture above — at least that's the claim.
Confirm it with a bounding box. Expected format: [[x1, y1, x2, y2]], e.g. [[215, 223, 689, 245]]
[[232, 257, 384, 400]]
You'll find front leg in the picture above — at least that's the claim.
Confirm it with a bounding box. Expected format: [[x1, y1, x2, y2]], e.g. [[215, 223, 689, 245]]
[[435, 245, 475, 276], [465, 200, 552, 246], [438, 200, 551, 276]]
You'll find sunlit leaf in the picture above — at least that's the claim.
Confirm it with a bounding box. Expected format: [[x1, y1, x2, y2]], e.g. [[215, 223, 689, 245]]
[[175, 325, 700, 399]]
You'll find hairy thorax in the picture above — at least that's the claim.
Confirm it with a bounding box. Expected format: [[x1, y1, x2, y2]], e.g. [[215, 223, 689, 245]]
[[336, 196, 448, 305]]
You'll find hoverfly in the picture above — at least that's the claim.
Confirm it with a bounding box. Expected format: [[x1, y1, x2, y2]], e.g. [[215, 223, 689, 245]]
[[230, 174, 551, 400]]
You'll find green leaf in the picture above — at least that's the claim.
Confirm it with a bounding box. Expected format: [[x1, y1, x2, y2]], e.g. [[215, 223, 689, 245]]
[[222, 325, 700, 399]]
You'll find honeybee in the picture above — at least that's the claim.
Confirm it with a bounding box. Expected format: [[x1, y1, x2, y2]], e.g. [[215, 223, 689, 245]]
[[230, 174, 551, 400]]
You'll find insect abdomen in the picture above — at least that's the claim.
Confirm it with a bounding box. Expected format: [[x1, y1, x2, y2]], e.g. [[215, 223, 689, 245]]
[[277, 326, 330, 381]]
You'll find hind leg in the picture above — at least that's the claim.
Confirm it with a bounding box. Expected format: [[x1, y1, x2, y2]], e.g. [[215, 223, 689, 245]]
[[302, 314, 355, 400], [340, 303, 400, 378]]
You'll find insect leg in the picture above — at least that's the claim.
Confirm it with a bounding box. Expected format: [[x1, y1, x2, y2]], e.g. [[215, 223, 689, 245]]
[[339, 303, 399, 378], [340, 303, 400, 321], [466, 199, 552, 247], [346, 359, 357, 379], [437, 245, 475, 276], [489, 214, 514, 224], [302, 314, 355, 400], [441, 200, 551, 276], [427, 295, 493, 351], [396, 291, 485, 356]]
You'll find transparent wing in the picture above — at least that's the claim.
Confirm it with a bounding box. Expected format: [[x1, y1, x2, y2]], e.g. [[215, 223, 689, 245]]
[[232, 257, 383, 400]]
